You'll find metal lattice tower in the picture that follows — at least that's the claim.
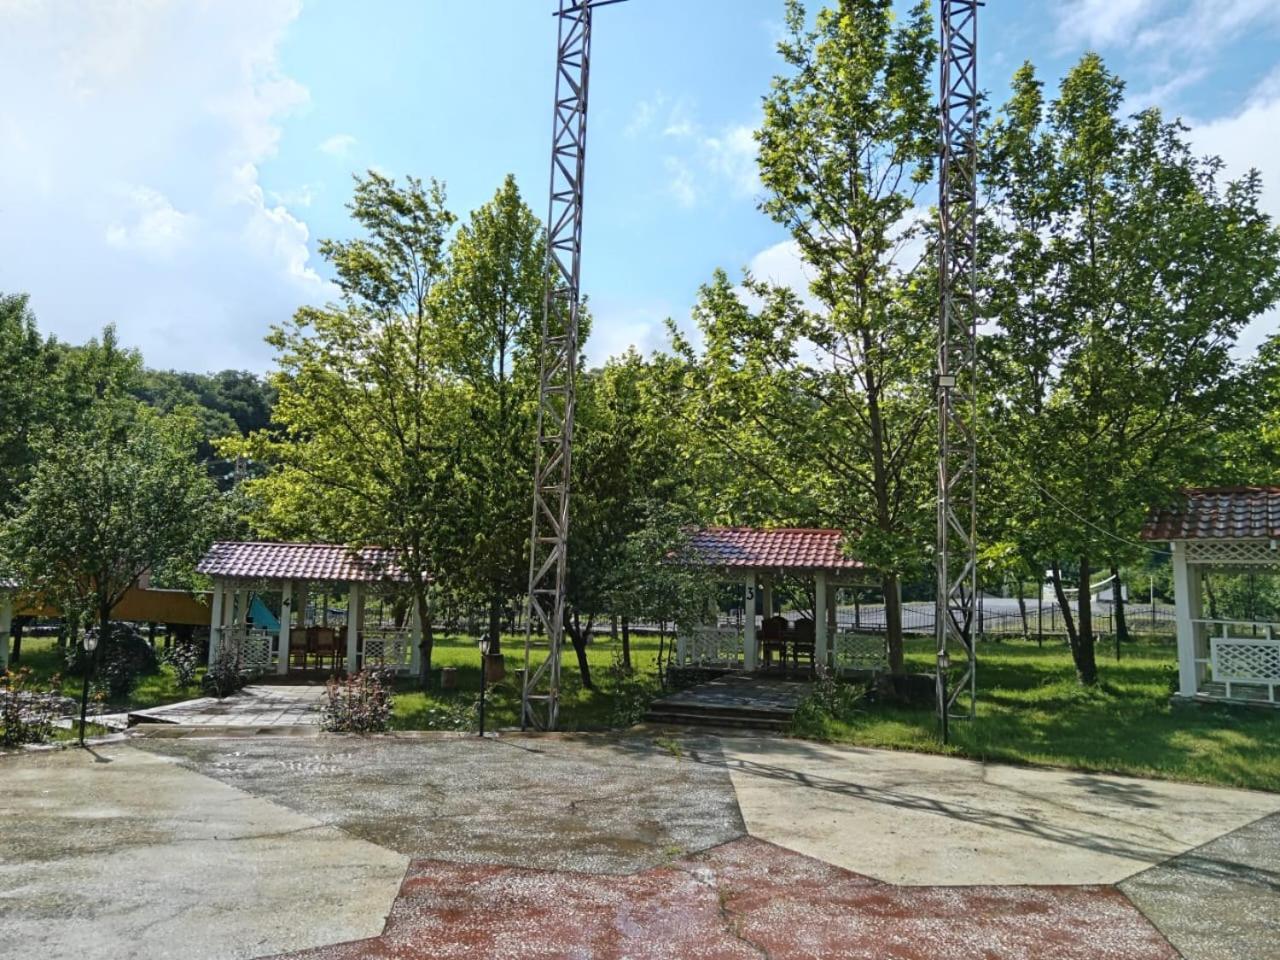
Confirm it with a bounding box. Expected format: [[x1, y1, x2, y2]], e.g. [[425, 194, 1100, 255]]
[[522, 0, 619, 731], [936, 0, 980, 739]]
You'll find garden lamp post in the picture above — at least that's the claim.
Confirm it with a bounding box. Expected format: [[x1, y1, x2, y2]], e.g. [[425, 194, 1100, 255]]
[[478, 634, 491, 737], [79, 626, 99, 747]]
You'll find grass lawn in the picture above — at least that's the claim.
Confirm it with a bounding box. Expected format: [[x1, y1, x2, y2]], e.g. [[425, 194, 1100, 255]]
[[395, 631, 1278, 793], [14, 634, 206, 712], [795, 636, 1280, 793]]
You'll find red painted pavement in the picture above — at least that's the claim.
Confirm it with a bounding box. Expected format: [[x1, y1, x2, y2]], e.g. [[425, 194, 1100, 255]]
[[265, 838, 1178, 960]]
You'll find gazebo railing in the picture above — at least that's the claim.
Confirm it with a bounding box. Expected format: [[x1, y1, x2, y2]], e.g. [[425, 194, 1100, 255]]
[[222, 624, 276, 674], [832, 631, 888, 675], [362, 627, 413, 672], [676, 626, 744, 668], [1191, 619, 1280, 703]]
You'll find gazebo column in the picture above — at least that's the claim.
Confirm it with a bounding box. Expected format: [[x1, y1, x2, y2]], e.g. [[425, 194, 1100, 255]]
[[815, 571, 829, 668], [826, 579, 838, 668], [743, 575, 758, 671], [1171, 541, 1204, 697], [208, 578, 225, 665], [276, 580, 292, 675], [0, 592, 13, 673], [346, 582, 361, 673]]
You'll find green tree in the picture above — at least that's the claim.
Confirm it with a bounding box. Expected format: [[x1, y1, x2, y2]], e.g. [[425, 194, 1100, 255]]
[[3, 401, 216, 646], [0, 293, 59, 521], [984, 57, 1280, 682], [236, 172, 466, 686], [678, 0, 938, 675]]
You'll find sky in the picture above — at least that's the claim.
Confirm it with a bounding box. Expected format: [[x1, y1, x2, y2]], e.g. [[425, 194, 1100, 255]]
[[0, 0, 1276, 373]]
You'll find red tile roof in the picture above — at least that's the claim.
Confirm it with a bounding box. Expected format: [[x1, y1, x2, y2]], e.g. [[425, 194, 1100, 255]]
[[1141, 487, 1280, 541], [197, 541, 412, 584], [685, 527, 863, 572]]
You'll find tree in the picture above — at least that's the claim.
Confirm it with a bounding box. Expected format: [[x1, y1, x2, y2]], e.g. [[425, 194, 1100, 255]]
[[0, 294, 59, 523], [677, 0, 938, 675], [435, 175, 547, 655], [3, 401, 216, 648], [984, 57, 1280, 682]]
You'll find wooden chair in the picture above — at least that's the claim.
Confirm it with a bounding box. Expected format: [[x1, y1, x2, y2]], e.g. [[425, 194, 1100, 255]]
[[288, 626, 310, 668], [311, 626, 340, 671], [792, 619, 816, 672], [760, 615, 790, 670]]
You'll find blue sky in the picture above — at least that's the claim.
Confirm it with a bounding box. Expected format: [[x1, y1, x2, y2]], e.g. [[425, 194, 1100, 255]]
[[0, 1, 1275, 371]]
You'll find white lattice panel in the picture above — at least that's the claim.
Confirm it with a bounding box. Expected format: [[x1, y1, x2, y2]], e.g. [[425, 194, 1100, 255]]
[[241, 629, 275, 672], [363, 630, 411, 670], [833, 632, 888, 673], [1212, 638, 1280, 684], [685, 627, 744, 666], [1185, 539, 1277, 567]]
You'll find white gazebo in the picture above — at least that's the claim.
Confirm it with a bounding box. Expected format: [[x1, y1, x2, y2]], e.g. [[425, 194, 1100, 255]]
[[673, 527, 886, 676], [196, 541, 423, 676], [1142, 487, 1280, 706]]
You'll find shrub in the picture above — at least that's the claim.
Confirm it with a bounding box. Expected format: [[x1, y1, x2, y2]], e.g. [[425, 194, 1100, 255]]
[[164, 641, 201, 689], [322, 669, 394, 733], [791, 672, 868, 738], [202, 641, 246, 699], [0, 668, 66, 747], [67, 623, 160, 701]]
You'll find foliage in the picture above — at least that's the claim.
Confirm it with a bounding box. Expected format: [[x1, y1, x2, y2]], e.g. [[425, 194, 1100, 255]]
[[982, 56, 1280, 683], [675, 0, 939, 674], [3, 394, 217, 639], [164, 640, 201, 689], [0, 667, 64, 747], [202, 641, 246, 699], [322, 668, 395, 733], [69, 623, 160, 700], [791, 672, 868, 739], [0, 293, 60, 521]]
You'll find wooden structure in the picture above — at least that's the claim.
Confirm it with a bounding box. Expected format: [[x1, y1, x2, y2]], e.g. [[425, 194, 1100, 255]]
[[674, 528, 885, 676], [1142, 487, 1280, 706], [196, 541, 421, 676]]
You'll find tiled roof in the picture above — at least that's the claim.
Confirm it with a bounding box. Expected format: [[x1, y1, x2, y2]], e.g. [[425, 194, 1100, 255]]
[[197, 541, 411, 584], [1141, 487, 1280, 541], [685, 527, 863, 572]]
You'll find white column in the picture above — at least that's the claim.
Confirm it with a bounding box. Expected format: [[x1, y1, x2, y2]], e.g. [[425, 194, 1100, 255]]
[[276, 581, 292, 675], [408, 593, 423, 675], [0, 592, 13, 673], [1171, 541, 1200, 697], [743, 575, 758, 671], [208, 579, 225, 665], [761, 576, 774, 620], [346, 582, 361, 673], [826, 579, 838, 668], [815, 571, 829, 668]]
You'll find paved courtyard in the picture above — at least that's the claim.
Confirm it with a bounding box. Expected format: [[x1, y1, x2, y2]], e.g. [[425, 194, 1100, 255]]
[[1, 731, 1277, 959]]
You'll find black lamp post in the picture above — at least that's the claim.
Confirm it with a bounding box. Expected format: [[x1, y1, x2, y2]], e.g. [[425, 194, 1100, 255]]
[[79, 626, 99, 747], [478, 634, 491, 737]]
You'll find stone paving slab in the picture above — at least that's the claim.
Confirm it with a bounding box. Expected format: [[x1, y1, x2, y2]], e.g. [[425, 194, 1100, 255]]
[[720, 737, 1280, 886], [0, 744, 407, 960], [131, 683, 326, 726], [1121, 809, 1280, 960], [263, 838, 1177, 960], [134, 733, 746, 874]]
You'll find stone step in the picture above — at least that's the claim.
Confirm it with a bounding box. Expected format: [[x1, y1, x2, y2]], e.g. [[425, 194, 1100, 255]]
[[642, 710, 790, 731]]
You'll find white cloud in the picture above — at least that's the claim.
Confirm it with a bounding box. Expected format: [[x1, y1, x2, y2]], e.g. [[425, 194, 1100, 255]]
[[1188, 67, 1280, 356], [1056, 0, 1160, 48], [742, 239, 820, 312], [319, 132, 357, 157], [0, 0, 332, 372], [664, 156, 697, 208], [700, 124, 760, 198]]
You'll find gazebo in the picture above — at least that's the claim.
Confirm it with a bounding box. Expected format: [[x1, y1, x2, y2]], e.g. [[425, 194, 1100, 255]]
[[196, 541, 422, 676], [673, 527, 886, 676], [1142, 487, 1280, 706]]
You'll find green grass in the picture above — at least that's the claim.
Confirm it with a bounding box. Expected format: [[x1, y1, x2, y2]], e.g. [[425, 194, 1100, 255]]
[[794, 636, 1280, 793], [15, 635, 206, 712]]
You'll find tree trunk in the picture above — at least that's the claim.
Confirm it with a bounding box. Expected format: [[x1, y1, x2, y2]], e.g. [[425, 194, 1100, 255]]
[[621, 617, 632, 672], [566, 609, 593, 689], [414, 579, 434, 690], [1049, 561, 1078, 648], [9, 617, 25, 665], [883, 574, 905, 675], [1204, 574, 1218, 621], [98, 595, 112, 670], [486, 592, 503, 654], [1110, 563, 1129, 645], [1074, 557, 1098, 685], [1016, 582, 1029, 640]]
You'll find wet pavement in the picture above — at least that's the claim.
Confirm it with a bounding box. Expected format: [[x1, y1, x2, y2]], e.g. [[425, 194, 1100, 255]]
[[1, 731, 1277, 959], [131, 683, 326, 726]]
